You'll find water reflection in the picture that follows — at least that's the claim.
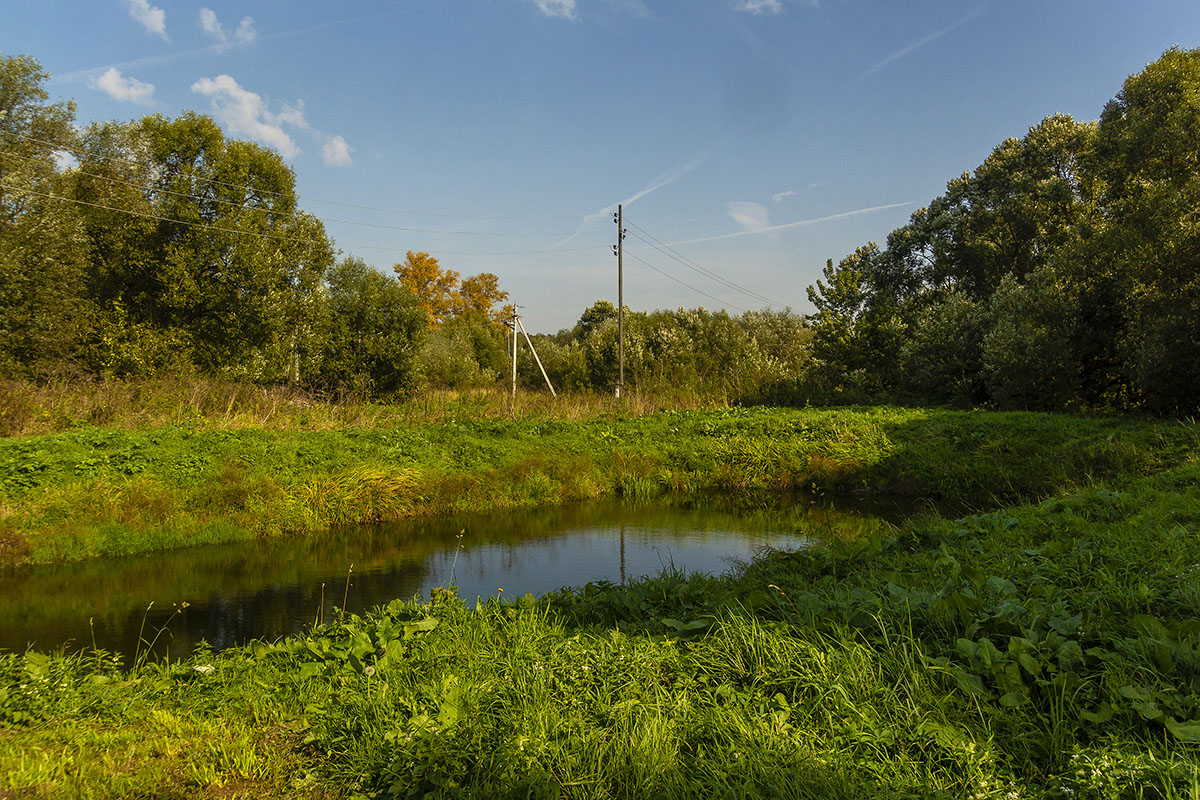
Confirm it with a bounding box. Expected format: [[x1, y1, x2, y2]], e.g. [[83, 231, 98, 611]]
[[0, 497, 894, 659]]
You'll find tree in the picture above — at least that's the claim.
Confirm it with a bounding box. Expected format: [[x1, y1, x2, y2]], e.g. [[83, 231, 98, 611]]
[[455, 272, 511, 324], [1093, 46, 1200, 414], [418, 311, 508, 389], [982, 271, 1080, 411], [394, 251, 512, 329], [72, 112, 334, 374], [805, 245, 904, 399], [572, 300, 617, 341], [0, 53, 92, 375], [394, 251, 459, 325], [900, 291, 990, 407], [319, 257, 425, 395]]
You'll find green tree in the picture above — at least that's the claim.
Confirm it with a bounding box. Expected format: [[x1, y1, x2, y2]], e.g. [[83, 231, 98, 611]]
[[0, 53, 92, 375], [72, 112, 333, 375], [900, 290, 990, 407], [572, 300, 618, 342], [419, 311, 508, 390], [319, 257, 425, 396], [1093, 46, 1200, 414], [982, 271, 1080, 411], [806, 245, 904, 400]]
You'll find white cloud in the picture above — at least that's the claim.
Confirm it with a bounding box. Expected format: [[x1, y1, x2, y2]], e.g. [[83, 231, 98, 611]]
[[190, 74, 303, 158], [549, 146, 715, 250], [53, 150, 79, 172], [531, 0, 577, 19], [124, 0, 168, 40], [198, 8, 228, 48], [91, 67, 155, 105], [726, 201, 772, 232], [733, 0, 784, 15], [322, 135, 353, 167], [199, 9, 256, 50], [235, 17, 257, 46], [624, 153, 708, 207], [771, 190, 796, 203]]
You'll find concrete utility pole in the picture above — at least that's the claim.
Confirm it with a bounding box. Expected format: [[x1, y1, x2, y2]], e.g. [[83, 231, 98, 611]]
[[510, 312, 518, 405], [613, 204, 625, 399]]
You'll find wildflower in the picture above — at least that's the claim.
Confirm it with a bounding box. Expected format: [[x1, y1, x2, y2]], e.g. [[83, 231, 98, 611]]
[[365, 666, 376, 677], [193, 664, 215, 675]]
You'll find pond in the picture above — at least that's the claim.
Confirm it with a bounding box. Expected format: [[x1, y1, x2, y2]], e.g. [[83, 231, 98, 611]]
[[0, 497, 898, 659]]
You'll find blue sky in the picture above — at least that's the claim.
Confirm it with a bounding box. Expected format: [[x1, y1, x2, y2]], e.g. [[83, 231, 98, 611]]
[[4, 1, 1199, 331]]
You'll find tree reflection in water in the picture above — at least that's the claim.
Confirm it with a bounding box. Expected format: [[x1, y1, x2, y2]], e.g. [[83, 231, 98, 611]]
[[0, 495, 899, 659]]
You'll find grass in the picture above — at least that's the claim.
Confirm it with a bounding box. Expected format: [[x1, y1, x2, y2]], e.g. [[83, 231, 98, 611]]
[[0, 376, 720, 438], [1, 390, 1198, 796], [2, 452, 1199, 797], [1, 404, 1194, 566]]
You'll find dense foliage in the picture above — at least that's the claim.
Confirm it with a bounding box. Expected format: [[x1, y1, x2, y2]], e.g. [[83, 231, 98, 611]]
[[0, 52, 811, 404], [516, 302, 812, 402], [805, 47, 1200, 415], [0, 54, 426, 394]]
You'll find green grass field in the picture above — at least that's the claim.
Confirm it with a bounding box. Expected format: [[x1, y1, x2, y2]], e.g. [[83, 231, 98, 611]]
[[2, 405, 1192, 565], [1, 404, 1198, 797]]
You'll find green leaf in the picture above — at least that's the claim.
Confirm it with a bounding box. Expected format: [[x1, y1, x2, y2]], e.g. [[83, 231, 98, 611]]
[[1165, 718, 1200, 742], [1017, 651, 1041, 676], [404, 616, 439, 636], [999, 690, 1028, 707], [1119, 684, 1150, 702], [1132, 699, 1163, 721], [1079, 703, 1114, 725], [1049, 614, 1082, 636]]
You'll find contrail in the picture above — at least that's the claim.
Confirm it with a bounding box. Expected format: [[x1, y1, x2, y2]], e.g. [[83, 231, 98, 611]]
[[664, 201, 916, 246], [548, 145, 717, 249], [858, 5, 988, 81]]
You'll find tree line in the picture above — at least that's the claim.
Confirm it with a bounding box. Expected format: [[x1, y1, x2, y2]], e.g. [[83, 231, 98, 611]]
[[0, 54, 505, 396], [0, 51, 814, 403], [4, 49, 1199, 414], [804, 47, 1200, 416]]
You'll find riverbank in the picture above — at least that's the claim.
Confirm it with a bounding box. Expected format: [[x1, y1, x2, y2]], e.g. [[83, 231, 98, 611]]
[[1, 407, 1193, 565], [2, 440, 1198, 797]]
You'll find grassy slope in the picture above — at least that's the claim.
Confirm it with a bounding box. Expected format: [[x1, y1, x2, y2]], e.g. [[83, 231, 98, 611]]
[[1, 406, 1192, 565], [1, 407, 1198, 798]]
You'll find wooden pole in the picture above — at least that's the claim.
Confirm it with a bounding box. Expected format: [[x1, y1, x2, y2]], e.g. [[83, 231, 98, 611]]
[[617, 203, 624, 400], [517, 317, 556, 397]]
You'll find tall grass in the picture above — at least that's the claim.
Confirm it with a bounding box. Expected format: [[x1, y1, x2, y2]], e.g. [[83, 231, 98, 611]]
[[0, 376, 724, 437]]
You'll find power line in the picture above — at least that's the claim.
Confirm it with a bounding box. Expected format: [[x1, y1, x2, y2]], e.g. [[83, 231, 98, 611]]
[[6, 130, 584, 222], [623, 250, 745, 313], [7, 185, 608, 257], [624, 220, 780, 309], [0, 147, 603, 239]]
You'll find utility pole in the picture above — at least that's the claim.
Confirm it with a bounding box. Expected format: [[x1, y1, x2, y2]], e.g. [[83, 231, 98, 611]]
[[516, 315, 557, 397], [510, 310, 518, 407], [508, 308, 557, 408], [612, 204, 625, 399]]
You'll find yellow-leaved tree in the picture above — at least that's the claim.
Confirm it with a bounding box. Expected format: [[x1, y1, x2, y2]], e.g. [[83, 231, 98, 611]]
[[393, 251, 512, 327]]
